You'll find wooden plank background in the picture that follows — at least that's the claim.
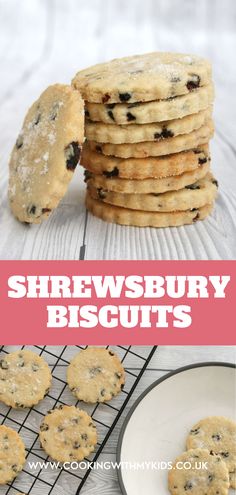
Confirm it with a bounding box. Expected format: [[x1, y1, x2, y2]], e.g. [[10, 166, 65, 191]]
[[0, 345, 235, 495], [0, 0, 236, 260]]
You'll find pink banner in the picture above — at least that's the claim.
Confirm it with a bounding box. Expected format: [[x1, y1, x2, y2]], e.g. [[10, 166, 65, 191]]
[[0, 261, 235, 345]]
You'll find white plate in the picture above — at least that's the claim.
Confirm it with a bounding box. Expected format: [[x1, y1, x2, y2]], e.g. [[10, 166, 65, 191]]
[[117, 363, 236, 495]]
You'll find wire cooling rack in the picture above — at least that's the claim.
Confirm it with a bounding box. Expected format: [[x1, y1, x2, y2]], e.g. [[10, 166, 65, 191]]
[[0, 345, 157, 495]]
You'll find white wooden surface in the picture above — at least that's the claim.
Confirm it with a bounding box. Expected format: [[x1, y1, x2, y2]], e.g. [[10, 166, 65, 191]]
[[0, 345, 235, 495], [0, 0, 236, 260]]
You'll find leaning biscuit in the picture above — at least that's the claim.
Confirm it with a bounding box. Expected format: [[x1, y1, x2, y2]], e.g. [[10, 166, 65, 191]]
[[8, 84, 84, 223]]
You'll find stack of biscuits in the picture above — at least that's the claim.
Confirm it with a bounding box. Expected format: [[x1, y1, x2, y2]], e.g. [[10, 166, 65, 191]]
[[72, 52, 218, 228]]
